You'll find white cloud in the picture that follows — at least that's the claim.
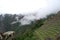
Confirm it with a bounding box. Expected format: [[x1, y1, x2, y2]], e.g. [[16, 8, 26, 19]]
[[0, 0, 60, 25], [0, 0, 47, 14]]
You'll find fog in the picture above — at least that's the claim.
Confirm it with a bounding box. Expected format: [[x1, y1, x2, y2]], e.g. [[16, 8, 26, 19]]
[[0, 0, 60, 25], [19, 0, 60, 25]]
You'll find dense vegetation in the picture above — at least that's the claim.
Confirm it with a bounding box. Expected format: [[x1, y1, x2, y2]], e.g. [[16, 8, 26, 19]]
[[0, 11, 60, 40]]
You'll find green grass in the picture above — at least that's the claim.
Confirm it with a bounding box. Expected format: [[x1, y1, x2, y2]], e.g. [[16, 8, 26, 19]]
[[34, 13, 60, 40], [15, 12, 60, 40]]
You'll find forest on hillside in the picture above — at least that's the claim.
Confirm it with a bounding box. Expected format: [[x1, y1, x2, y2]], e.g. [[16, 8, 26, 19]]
[[0, 11, 60, 40]]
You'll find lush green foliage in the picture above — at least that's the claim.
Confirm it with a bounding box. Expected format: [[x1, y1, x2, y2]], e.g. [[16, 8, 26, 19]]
[[0, 11, 60, 40]]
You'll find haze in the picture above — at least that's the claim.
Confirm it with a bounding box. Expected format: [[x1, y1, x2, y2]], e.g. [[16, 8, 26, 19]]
[[0, 0, 60, 25], [0, 0, 60, 14], [0, 0, 47, 14]]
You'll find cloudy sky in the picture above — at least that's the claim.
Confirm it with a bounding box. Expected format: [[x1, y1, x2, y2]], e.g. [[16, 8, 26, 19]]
[[0, 0, 47, 14], [0, 0, 60, 25], [0, 0, 60, 14]]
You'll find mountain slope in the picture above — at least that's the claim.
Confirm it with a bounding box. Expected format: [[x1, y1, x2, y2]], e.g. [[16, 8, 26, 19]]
[[34, 11, 60, 40]]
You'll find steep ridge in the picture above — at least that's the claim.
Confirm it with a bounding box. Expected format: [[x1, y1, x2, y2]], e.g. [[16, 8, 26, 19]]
[[34, 11, 60, 40]]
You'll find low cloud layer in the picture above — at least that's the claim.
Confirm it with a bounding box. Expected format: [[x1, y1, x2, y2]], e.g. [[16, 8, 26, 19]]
[[36, 0, 60, 18], [19, 0, 60, 25]]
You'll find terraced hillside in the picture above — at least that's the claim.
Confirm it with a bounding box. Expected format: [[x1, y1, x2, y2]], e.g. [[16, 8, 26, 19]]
[[34, 12, 60, 40]]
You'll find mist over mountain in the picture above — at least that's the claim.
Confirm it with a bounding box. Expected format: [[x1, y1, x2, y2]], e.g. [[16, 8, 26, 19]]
[[0, 0, 60, 40], [0, 0, 60, 25]]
